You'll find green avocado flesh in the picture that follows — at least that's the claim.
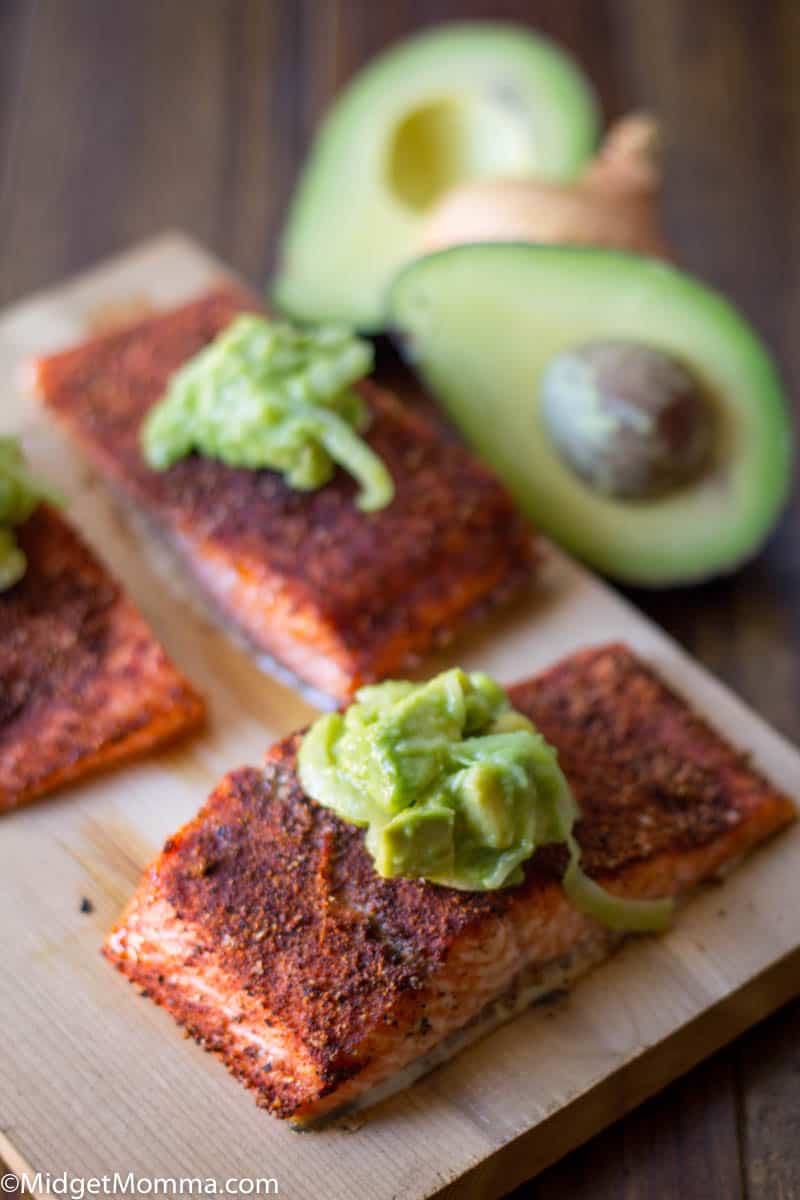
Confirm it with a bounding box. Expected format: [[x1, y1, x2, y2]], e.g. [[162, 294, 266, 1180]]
[[388, 245, 792, 585], [0, 437, 56, 591], [272, 23, 597, 331], [298, 668, 673, 930], [142, 314, 394, 512]]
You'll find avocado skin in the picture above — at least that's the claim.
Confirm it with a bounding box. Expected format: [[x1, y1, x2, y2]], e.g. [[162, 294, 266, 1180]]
[[387, 243, 792, 587], [272, 23, 598, 332]]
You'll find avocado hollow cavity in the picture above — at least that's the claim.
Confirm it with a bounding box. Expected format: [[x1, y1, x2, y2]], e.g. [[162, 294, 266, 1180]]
[[386, 92, 537, 213], [541, 340, 714, 499], [298, 668, 674, 931]]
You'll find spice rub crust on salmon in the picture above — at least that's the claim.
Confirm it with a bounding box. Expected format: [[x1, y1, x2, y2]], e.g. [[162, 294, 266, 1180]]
[[103, 644, 794, 1125], [36, 287, 535, 703], [0, 505, 204, 812]]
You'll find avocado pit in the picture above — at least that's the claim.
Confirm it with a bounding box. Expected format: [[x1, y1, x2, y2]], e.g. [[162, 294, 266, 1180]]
[[540, 340, 714, 499]]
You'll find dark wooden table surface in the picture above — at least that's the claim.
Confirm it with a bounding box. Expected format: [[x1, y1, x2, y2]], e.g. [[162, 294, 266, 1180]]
[[1, 1, 798, 1197]]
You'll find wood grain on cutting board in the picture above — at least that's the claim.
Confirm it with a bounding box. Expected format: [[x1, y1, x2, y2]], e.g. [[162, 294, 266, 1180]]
[[0, 236, 797, 1200]]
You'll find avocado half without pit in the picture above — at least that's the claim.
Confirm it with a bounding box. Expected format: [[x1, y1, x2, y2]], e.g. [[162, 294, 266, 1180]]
[[272, 23, 598, 331], [387, 245, 792, 586]]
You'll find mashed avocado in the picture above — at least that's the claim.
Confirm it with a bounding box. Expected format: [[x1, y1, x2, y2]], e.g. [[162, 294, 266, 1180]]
[[0, 437, 55, 591], [142, 314, 394, 512], [298, 668, 674, 929]]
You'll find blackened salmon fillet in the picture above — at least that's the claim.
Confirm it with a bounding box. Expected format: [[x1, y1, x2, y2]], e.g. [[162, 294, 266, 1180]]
[[0, 505, 204, 812], [103, 643, 794, 1124], [36, 287, 535, 703]]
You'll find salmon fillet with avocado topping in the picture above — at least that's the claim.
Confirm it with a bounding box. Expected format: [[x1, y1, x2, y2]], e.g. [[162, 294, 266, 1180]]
[[103, 644, 795, 1125], [0, 505, 204, 812], [35, 287, 535, 704]]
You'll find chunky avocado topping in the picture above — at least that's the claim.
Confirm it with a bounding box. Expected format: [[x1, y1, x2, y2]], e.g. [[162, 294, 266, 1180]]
[[142, 314, 394, 512], [0, 437, 56, 591], [298, 668, 674, 929]]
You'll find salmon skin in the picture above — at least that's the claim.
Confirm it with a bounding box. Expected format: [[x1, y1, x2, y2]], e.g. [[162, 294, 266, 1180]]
[[0, 505, 204, 812], [103, 644, 794, 1126], [36, 287, 535, 704]]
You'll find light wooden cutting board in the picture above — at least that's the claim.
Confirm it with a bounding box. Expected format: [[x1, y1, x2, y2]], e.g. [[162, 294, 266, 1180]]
[[1, 234, 798, 1200]]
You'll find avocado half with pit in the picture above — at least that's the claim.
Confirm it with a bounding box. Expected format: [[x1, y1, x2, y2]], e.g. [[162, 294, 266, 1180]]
[[272, 23, 598, 331], [387, 244, 792, 586]]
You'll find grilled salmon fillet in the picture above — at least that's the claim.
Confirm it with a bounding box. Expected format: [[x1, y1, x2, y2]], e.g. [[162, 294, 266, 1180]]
[[0, 505, 204, 812], [103, 643, 794, 1124], [35, 287, 535, 703]]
